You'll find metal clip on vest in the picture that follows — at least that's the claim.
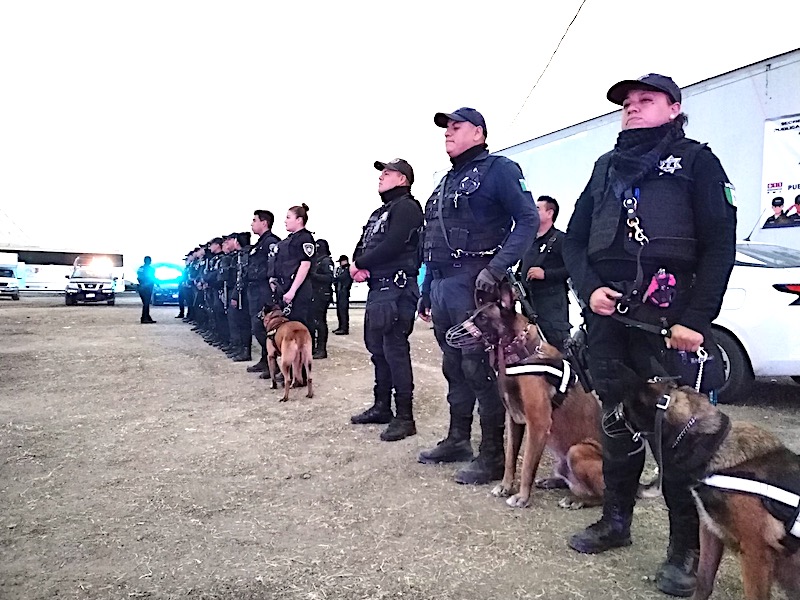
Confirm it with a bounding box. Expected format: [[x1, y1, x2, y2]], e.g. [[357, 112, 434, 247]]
[[623, 189, 649, 244]]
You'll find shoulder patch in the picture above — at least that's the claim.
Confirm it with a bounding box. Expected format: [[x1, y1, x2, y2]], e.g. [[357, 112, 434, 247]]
[[519, 178, 529, 192], [303, 243, 315, 258], [723, 183, 737, 207]]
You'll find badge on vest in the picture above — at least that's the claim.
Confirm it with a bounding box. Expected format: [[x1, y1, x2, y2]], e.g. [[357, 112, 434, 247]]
[[658, 155, 682, 175], [303, 243, 315, 257]]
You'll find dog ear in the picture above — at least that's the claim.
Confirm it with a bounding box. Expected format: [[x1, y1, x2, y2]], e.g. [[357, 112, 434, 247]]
[[498, 280, 515, 310]]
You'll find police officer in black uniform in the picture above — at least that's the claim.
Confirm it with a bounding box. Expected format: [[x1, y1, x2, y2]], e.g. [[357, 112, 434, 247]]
[[271, 204, 315, 329], [203, 237, 229, 347], [563, 74, 736, 597], [519, 195, 571, 352], [227, 232, 253, 361], [763, 196, 791, 227], [417, 108, 538, 484], [350, 158, 423, 442], [333, 255, 352, 335], [309, 239, 334, 359], [245, 210, 281, 375]]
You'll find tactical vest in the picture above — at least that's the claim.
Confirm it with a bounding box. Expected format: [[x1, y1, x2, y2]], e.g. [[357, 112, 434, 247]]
[[587, 138, 706, 264], [246, 232, 280, 282], [312, 255, 334, 300], [220, 253, 236, 289], [422, 154, 511, 264], [274, 230, 314, 285], [360, 196, 421, 277]]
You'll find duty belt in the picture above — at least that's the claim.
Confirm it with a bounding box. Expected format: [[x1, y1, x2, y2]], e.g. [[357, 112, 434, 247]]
[[368, 270, 409, 290], [429, 261, 486, 280]]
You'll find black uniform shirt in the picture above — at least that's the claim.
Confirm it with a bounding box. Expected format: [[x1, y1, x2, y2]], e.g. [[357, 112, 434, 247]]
[[520, 226, 569, 295]]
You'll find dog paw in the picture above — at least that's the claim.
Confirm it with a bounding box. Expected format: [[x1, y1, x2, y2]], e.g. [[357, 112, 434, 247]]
[[558, 496, 585, 510], [490, 483, 512, 498], [506, 494, 530, 508]]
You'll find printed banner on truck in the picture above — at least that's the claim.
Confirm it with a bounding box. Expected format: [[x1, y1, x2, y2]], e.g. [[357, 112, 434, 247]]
[[760, 114, 800, 229]]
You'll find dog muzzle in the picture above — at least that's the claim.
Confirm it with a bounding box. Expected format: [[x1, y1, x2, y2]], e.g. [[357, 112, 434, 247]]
[[445, 305, 494, 350]]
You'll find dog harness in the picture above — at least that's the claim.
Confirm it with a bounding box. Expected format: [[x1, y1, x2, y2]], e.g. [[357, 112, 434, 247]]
[[504, 359, 578, 409], [701, 474, 800, 541]]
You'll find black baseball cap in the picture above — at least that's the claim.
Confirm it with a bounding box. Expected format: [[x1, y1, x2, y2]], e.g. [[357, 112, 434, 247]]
[[374, 158, 414, 186], [607, 74, 682, 105], [772, 197, 785, 207], [434, 107, 488, 138], [210, 237, 224, 245], [338, 255, 349, 262]]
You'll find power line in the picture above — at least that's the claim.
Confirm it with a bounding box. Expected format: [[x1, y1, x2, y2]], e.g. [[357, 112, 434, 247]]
[[511, 0, 588, 124]]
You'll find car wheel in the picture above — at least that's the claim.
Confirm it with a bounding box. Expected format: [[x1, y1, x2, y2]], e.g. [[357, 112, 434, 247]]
[[11, 294, 19, 301], [107, 299, 115, 306], [65, 296, 76, 306], [712, 328, 753, 403]]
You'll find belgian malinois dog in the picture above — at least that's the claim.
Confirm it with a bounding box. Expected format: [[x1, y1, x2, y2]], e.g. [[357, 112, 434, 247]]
[[262, 307, 314, 402], [618, 369, 800, 600], [452, 282, 605, 509]]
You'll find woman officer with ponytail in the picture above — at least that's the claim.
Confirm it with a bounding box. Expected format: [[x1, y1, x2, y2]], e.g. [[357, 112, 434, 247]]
[[271, 203, 316, 329]]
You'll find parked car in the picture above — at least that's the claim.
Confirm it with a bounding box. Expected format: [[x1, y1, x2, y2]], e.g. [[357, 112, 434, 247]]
[[65, 268, 117, 305], [712, 242, 800, 401], [0, 267, 20, 300], [150, 263, 184, 306]]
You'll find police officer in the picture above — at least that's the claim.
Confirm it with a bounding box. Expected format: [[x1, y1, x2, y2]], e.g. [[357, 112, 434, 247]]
[[271, 204, 315, 329], [763, 196, 791, 227], [136, 256, 156, 324], [563, 74, 736, 597], [245, 210, 281, 375], [333, 255, 352, 335], [417, 108, 538, 484], [350, 158, 423, 442], [519, 196, 571, 352], [203, 237, 229, 348], [309, 239, 334, 359], [227, 232, 253, 361]]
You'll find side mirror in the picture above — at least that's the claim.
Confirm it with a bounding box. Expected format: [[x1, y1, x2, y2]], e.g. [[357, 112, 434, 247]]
[[65, 275, 70, 279], [113, 277, 119, 281]]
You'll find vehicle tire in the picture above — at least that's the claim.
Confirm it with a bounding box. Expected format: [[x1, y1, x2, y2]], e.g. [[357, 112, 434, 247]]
[[65, 296, 76, 306], [11, 294, 19, 301], [711, 327, 753, 403], [107, 299, 115, 306]]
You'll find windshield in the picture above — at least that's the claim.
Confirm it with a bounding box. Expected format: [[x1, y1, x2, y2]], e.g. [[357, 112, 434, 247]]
[[72, 269, 113, 279], [0, 268, 14, 278], [735, 243, 800, 268]]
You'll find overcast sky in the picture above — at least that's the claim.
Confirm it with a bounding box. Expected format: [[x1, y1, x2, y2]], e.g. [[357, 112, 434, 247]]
[[1, 1, 798, 270]]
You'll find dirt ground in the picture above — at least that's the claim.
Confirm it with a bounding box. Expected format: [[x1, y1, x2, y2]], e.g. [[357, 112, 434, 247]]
[[2, 295, 799, 600]]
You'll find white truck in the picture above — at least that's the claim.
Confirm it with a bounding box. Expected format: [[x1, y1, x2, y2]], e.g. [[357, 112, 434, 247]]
[[496, 48, 800, 249], [0, 252, 21, 301]]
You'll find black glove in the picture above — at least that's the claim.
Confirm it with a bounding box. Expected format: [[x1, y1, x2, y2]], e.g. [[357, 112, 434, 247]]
[[475, 267, 501, 293], [417, 293, 431, 318]]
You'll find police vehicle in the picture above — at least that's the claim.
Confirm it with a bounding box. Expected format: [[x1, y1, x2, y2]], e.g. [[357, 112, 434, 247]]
[[64, 266, 117, 305], [150, 263, 184, 306]]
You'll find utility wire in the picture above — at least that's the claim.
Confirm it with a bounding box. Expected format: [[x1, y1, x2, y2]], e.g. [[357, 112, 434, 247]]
[[511, 0, 588, 124]]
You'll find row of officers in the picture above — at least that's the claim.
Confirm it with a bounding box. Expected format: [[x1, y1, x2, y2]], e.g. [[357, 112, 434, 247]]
[[175, 72, 738, 598], [179, 207, 354, 373]]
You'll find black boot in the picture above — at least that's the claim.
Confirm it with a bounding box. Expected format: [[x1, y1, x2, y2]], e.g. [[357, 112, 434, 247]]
[[655, 515, 699, 597], [247, 359, 268, 373], [454, 420, 504, 484], [380, 397, 416, 441], [568, 501, 633, 554], [313, 324, 328, 359], [418, 416, 474, 464], [351, 394, 393, 425]]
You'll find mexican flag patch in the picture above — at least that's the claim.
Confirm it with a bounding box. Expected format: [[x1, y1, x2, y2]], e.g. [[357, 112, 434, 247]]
[[519, 179, 529, 192], [723, 183, 737, 207]]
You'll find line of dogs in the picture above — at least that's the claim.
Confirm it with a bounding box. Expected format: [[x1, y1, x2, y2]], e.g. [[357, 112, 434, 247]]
[[260, 290, 800, 599]]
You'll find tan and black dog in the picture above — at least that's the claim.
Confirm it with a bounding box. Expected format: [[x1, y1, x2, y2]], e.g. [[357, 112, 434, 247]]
[[463, 283, 605, 509], [262, 308, 314, 402], [619, 370, 800, 600]]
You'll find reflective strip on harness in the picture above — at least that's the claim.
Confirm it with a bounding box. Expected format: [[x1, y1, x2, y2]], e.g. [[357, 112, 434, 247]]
[[505, 360, 573, 394], [702, 474, 800, 538]]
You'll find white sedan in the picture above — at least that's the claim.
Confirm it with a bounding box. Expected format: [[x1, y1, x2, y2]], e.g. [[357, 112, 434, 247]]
[[713, 242, 800, 401]]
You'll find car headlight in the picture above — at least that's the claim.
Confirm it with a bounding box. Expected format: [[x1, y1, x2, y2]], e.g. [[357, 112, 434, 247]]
[[66, 283, 78, 290]]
